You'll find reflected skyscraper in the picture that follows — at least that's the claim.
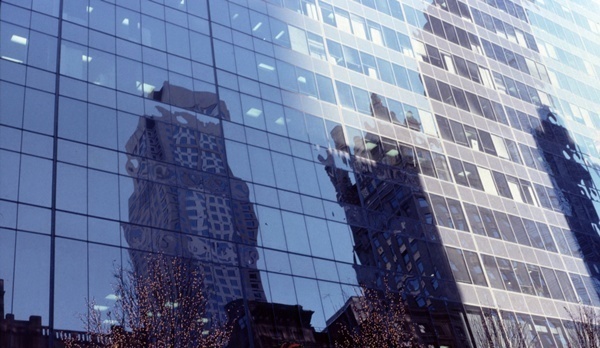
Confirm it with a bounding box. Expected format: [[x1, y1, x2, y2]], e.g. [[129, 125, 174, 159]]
[[1, 0, 600, 346], [123, 82, 266, 318], [319, 100, 471, 346], [535, 109, 600, 306]]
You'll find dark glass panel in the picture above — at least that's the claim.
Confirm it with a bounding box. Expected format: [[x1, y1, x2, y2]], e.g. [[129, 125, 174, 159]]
[[528, 264, 551, 298], [446, 247, 471, 283], [416, 148, 437, 177], [541, 267, 564, 301], [447, 198, 468, 231], [432, 152, 452, 182], [492, 171, 512, 199], [463, 203, 485, 235], [449, 120, 468, 146], [507, 214, 531, 246], [482, 255, 504, 289], [451, 87, 469, 111], [479, 207, 500, 239], [493, 211, 516, 243], [497, 257, 520, 292]]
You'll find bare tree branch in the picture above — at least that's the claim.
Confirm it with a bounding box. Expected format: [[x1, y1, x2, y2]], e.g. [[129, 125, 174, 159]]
[[566, 305, 600, 348], [470, 309, 537, 348]]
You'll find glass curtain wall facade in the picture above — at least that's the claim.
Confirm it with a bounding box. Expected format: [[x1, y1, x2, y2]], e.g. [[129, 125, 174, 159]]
[[0, 0, 599, 346]]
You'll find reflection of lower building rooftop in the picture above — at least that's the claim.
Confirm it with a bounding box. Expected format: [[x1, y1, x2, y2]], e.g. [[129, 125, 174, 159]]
[[324, 294, 462, 347], [0, 279, 62, 348], [1, 279, 44, 348], [1, 313, 46, 348], [226, 299, 329, 348]]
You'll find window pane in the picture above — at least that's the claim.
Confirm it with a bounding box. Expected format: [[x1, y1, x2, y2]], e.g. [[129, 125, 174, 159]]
[[335, 81, 354, 109], [432, 152, 451, 182], [352, 86, 371, 114], [447, 198, 468, 231], [463, 203, 485, 235], [465, 92, 483, 116], [452, 87, 469, 111], [463, 162, 483, 190], [377, 58, 395, 85], [541, 267, 564, 301], [551, 226, 570, 255], [420, 111, 437, 136], [392, 64, 411, 90], [449, 158, 469, 186], [479, 207, 500, 239], [478, 167, 498, 195], [437, 81, 455, 106], [482, 255, 504, 289], [464, 251, 487, 286], [523, 219, 544, 249], [556, 270, 577, 302], [297, 67, 317, 97], [463, 125, 482, 150], [342, 45, 361, 72], [424, 75, 441, 101], [497, 257, 520, 292], [529, 264, 551, 298], [316, 74, 336, 103], [19, 155, 53, 207], [505, 139, 522, 164], [416, 148, 436, 177], [477, 131, 496, 156], [407, 69, 425, 94], [388, 99, 405, 125], [371, 94, 390, 121], [536, 222, 557, 253], [449, 120, 468, 146], [512, 261, 535, 295], [28, 31, 57, 71], [436, 115, 454, 141], [491, 135, 509, 159], [493, 211, 516, 242], [430, 194, 453, 228], [446, 247, 471, 283]]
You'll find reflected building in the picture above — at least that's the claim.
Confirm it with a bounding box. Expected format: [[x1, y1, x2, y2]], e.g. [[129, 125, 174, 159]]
[[319, 98, 471, 346], [535, 109, 600, 306], [123, 82, 329, 346], [123, 82, 266, 318], [226, 299, 330, 348]]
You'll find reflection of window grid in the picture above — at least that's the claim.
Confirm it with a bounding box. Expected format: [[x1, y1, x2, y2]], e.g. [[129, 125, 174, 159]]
[[200, 151, 226, 174], [185, 191, 209, 235], [206, 195, 234, 238], [173, 127, 199, 168]]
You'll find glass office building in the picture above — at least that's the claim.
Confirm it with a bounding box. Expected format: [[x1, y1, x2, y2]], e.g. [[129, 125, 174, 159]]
[[1, 0, 600, 346]]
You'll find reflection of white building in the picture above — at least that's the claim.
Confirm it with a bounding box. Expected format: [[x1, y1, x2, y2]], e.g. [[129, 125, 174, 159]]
[[123, 82, 265, 318]]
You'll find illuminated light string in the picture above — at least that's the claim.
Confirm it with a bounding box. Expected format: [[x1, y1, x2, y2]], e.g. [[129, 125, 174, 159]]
[[65, 253, 233, 348]]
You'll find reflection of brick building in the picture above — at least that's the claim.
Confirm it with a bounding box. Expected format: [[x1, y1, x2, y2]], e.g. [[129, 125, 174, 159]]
[[323, 296, 362, 342], [0, 314, 46, 348], [1, 279, 46, 348], [226, 300, 329, 348], [123, 82, 265, 319], [1, 279, 114, 348]]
